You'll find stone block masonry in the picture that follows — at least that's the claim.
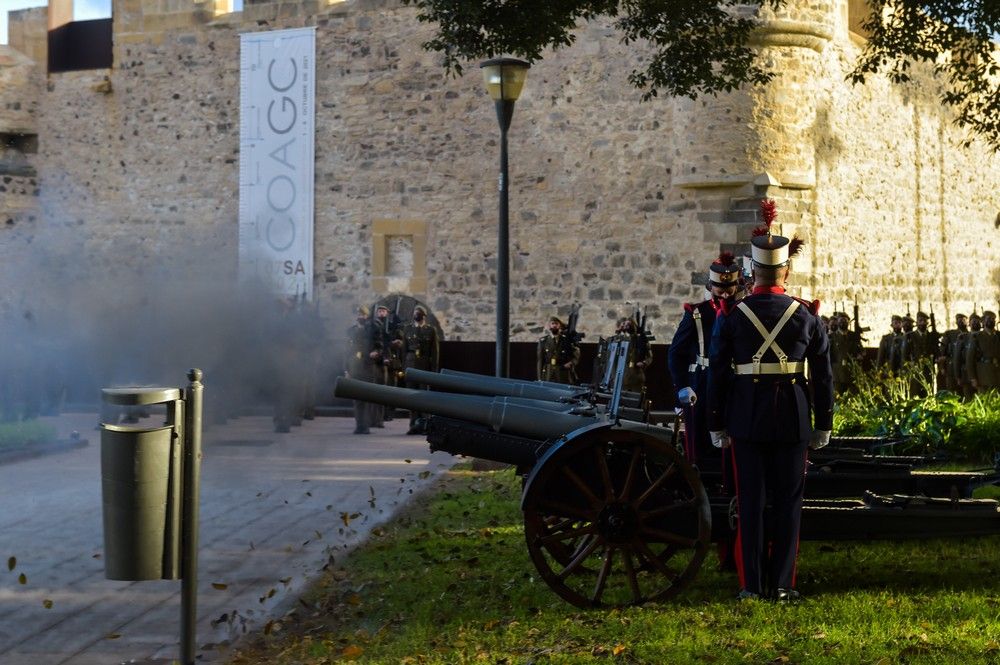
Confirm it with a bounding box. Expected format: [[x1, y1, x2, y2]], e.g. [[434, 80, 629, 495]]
[[2, 0, 998, 345]]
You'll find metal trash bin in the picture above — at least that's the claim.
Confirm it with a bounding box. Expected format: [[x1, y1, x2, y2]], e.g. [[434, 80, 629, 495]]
[[100, 387, 183, 581]]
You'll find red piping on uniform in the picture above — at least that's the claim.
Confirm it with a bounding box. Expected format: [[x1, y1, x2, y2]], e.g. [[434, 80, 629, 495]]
[[730, 444, 746, 590], [791, 446, 809, 588], [683, 405, 695, 463], [752, 286, 786, 295]]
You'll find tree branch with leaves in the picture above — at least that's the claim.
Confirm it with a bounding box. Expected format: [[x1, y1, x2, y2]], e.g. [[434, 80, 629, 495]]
[[401, 0, 1000, 149]]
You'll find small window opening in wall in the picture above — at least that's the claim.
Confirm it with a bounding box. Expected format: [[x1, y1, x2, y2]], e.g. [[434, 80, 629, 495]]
[[1, 133, 39, 155], [0, 133, 39, 177], [385, 235, 415, 293]]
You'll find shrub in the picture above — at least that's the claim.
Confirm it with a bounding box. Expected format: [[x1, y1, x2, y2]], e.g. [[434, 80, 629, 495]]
[[0, 419, 58, 451], [833, 359, 999, 462]]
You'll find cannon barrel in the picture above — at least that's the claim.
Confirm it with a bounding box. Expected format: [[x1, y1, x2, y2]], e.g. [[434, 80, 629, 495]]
[[334, 377, 600, 440], [406, 368, 587, 402], [439, 368, 643, 403]]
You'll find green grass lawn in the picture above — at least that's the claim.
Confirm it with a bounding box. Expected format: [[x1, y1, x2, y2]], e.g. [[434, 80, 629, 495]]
[[0, 420, 58, 451], [227, 467, 1000, 664]]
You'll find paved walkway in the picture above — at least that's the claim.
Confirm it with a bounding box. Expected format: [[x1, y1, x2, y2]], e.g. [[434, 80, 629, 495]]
[[0, 411, 455, 664]]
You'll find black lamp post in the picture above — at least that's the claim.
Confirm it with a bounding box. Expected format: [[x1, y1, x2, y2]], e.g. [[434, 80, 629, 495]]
[[480, 57, 530, 378]]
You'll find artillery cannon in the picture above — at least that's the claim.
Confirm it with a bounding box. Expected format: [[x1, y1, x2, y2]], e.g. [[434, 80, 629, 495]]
[[333, 354, 1000, 609]]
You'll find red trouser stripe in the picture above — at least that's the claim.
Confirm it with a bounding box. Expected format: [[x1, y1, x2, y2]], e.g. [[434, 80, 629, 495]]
[[729, 444, 745, 590], [791, 446, 809, 588], [683, 404, 696, 464]]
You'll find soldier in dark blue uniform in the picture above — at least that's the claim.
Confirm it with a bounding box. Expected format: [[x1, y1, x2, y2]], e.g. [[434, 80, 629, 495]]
[[667, 252, 741, 465], [707, 201, 834, 602]]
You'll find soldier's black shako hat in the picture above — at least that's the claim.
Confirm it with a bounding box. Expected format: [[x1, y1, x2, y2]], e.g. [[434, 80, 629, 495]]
[[750, 198, 803, 268], [708, 251, 740, 287]]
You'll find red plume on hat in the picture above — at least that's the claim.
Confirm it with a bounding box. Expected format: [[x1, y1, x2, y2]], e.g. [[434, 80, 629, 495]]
[[750, 198, 804, 257], [714, 251, 736, 267], [752, 199, 777, 237]]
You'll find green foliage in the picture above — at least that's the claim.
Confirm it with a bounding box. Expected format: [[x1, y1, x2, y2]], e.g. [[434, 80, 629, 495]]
[[400, 0, 784, 98], [401, 0, 1000, 148], [0, 419, 58, 451], [834, 359, 1000, 461], [852, 1, 1000, 150], [228, 468, 1000, 664]]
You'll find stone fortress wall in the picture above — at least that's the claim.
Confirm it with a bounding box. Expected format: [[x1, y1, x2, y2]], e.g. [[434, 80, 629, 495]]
[[0, 0, 997, 344]]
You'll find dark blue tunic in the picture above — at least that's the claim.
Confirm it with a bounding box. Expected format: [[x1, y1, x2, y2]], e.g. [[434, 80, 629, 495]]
[[668, 299, 719, 463], [705, 288, 833, 595]]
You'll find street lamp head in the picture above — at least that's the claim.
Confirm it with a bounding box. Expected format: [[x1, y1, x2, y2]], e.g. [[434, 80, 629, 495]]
[[480, 58, 530, 102]]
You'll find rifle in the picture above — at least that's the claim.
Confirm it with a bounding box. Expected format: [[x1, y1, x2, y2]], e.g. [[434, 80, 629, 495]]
[[633, 305, 655, 361], [852, 298, 870, 345], [557, 304, 585, 368], [929, 305, 937, 334]]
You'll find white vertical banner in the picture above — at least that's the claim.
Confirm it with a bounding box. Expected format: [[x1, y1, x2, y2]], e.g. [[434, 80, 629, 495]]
[[239, 27, 315, 300]]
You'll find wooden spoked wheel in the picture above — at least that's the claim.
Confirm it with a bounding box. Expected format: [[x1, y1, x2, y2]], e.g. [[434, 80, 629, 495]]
[[522, 426, 711, 608]]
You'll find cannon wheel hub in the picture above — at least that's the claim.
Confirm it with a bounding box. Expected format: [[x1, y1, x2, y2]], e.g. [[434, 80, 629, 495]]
[[597, 502, 639, 543]]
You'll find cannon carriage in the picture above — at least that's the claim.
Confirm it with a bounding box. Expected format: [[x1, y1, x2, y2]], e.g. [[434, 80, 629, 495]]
[[333, 345, 1000, 609]]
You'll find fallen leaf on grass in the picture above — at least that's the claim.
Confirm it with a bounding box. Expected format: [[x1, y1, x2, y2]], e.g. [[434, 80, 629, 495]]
[[612, 644, 627, 656], [418, 470, 431, 479], [7, 556, 14, 571], [404, 459, 412, 463], [18, 573, 27, 585], [211, 582, 228, 590], [812, 632, 826, 640], [42, 599, 53, 609], [342, 645, 364, 658], [105, 633, 121, 640]]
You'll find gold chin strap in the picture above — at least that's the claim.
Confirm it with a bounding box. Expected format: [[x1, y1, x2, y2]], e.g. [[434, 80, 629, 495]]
[[736, 300, 801, 375]]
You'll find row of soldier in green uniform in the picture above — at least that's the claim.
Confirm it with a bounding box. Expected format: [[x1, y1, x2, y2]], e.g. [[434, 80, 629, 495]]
[[344, 303, 440, 435], [536, 314, 653, 394], [829, 309, 1000, 395], [878, 310, 999, 394]]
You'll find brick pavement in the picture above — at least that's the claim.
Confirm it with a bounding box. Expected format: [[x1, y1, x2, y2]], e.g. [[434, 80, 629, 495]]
[[0, 411, 455, 664]]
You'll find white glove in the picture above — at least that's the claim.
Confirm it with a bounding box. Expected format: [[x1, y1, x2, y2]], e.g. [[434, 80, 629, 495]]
[[809, 430, 832, 450], [673, 407, 684, 416], [710, 431, 731, 449], [677, 387, 697, 405]]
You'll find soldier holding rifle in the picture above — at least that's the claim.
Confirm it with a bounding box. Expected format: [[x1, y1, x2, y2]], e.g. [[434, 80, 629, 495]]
[[401, 306, 439, 434], [345, 305, 375, 434], [537, 309, 582, 385], [966, 310, 1000, 393], [939, 313, 968, 392]]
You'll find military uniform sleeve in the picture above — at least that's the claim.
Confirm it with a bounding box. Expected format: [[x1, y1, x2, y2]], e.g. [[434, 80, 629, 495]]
[[430, 327, 440, 371], [807, 316, 834, 431], [536, 338, 544, 380], [668, 309, 696, 400], [965, 334, 978, 381], [706, 312, 733, 432], [898, 333, 909, 362]]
